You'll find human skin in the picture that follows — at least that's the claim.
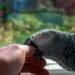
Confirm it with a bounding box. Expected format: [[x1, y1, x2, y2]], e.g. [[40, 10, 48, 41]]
[[0, 44, 35, 75], [0, 44, 49, 75], [19, 55, 49, 75]]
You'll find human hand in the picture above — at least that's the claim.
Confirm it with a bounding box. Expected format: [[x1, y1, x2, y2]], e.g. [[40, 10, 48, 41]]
[[0, 44, 35, 75], [19, 57, 49, 75]]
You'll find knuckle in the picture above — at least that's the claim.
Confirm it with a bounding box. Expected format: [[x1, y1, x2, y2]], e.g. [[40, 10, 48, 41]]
[[11, 44, 20, 49]]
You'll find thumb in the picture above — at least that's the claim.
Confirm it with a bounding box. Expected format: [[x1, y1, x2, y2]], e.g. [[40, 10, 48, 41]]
[[18, 45, 36, 62]]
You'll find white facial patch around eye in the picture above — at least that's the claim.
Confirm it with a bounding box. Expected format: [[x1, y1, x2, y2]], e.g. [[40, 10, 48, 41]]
[[31, 30, 55, 43]]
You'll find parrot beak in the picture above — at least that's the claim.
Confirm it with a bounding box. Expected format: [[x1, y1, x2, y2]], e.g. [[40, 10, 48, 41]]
[[24, 38, 44, 58]]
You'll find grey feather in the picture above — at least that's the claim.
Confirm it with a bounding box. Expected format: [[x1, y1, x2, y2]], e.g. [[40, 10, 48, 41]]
[[25, 29, 75, 71]]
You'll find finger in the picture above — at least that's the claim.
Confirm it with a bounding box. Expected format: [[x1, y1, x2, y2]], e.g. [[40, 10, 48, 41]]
[[19, 67, 49, 75], [21, 63, 38, 73], [19, 58, 49, 75], [21, 57, 46, 73], [26, 57, 46, 68], [16, 45, 36, 63], [38, 69, 49, 75], [19, 45, 36, 56]]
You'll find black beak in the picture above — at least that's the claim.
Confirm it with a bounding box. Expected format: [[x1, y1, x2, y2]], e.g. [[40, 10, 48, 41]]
[[24, 38, 43, 58]]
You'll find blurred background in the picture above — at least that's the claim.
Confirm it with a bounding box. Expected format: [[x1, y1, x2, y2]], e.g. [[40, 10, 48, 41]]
[[0, 0, 75, 46], [0, 0, 75, 74]]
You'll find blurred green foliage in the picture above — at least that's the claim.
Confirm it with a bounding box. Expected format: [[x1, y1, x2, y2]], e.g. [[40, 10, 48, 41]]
[[0, 12, 75, 47], [51, 0, 57, 6]]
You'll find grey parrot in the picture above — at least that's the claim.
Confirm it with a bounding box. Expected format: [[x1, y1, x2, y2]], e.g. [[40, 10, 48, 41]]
[[24, 29, 75, 71]]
